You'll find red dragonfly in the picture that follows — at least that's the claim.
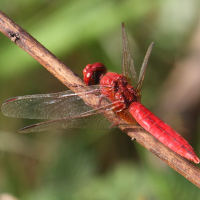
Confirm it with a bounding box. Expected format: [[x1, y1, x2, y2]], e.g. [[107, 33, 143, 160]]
[[1, 23, 199, 164]]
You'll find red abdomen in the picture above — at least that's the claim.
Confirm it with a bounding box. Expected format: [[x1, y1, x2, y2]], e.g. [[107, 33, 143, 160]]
[[129, 102, 200, 164]]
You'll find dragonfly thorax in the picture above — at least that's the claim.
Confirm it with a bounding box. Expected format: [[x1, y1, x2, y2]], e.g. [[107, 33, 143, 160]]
[[100, 72, 137, 110]]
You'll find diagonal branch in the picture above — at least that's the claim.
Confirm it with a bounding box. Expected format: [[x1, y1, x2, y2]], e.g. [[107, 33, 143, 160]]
[[0, 10, 200, 187]]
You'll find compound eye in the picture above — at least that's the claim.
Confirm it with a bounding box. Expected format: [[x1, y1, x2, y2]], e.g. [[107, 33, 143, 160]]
[[83, 62, 107, 85], [90, 63, 107, 85], [85, 64, 92, 69]]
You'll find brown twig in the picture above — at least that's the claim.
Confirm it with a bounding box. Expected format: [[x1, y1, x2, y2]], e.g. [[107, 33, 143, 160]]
[[0, 10, 200, 187]]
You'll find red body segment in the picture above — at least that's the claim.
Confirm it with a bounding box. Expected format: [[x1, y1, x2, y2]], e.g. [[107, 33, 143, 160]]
[[129, 102, 200, 164], [100, 72, 136, 108]]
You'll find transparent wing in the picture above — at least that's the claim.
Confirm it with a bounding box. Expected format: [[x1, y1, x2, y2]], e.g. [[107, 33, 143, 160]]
[[1, 87, 102, 119], [135, 42, 154, 101], [122, 22, 138, 85], [18, 111, 113, 133]]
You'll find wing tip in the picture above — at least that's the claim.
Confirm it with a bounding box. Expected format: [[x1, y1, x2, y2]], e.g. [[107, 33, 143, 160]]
[[18, 124, 37, 134], [2, 97, 18, 105], [1, 97, 18, 111], [149, 42, 154, 51]]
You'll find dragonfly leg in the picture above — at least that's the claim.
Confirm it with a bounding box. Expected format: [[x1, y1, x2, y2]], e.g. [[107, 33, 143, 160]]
[[108, 103, 126, 128], [97, 94, 106, 108], [111, 100, 126, 112], [109, 117, 121, 128]]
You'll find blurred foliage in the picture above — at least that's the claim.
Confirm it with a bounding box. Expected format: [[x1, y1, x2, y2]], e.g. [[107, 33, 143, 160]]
[[0, 0, 200, 199]]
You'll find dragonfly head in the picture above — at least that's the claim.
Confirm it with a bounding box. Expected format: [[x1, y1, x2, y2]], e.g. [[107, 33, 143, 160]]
[[83, 62, 107, 85]]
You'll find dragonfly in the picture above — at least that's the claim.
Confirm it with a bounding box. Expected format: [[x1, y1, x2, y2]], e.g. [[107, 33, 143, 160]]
[[1, 23, 199, 164]]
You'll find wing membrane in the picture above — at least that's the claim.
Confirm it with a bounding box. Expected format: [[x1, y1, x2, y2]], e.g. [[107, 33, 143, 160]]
[[19, 111, 112, 133], [122, 22, 138, 85], [1, 89, 101, 119], [135, 42, 154, 101], [1, 85, 118, 133]]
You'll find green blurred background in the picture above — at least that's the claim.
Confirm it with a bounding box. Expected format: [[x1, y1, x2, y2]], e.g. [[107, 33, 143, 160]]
[[0, 0, 200, 199]]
